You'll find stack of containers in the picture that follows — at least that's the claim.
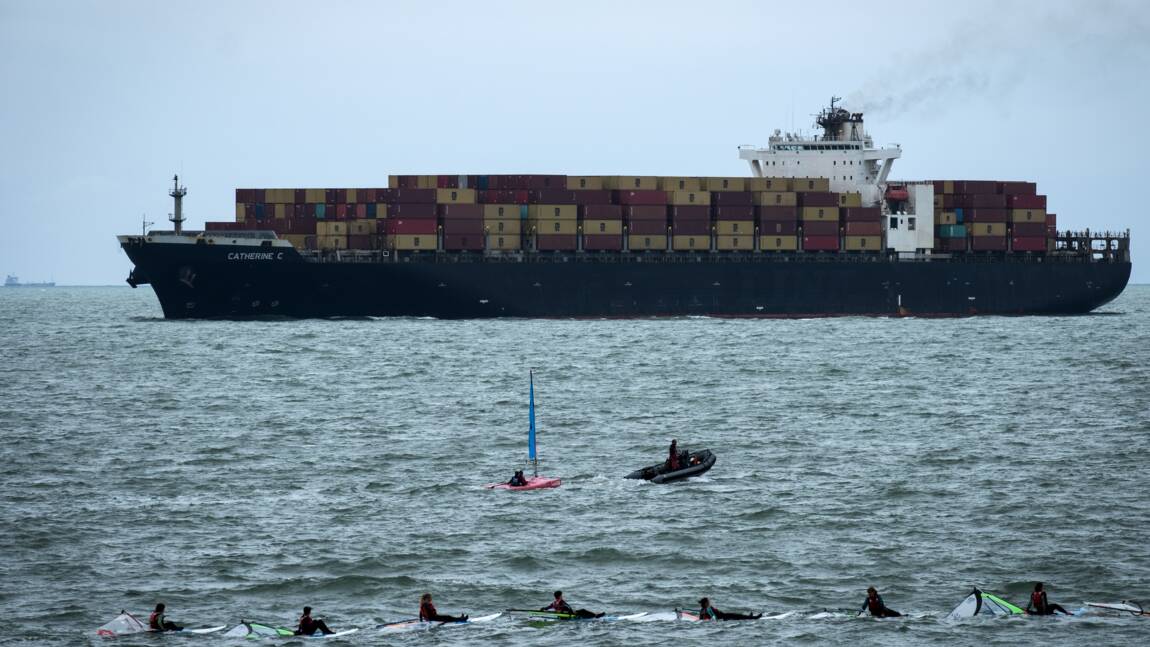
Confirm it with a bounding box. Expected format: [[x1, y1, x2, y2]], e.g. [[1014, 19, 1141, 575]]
[[529, 203, 578, 251], [669, 187, 712, 251], [948, 180, 1007, 251], [438, 187, 483, 251], [618, 183, 667, 251], [755, 184, 799, 251], [386, 187, 437, 251], [578, 175, 622, 251], [842, 206, 882, 251], [316, 220, 348, 250], [712, 188, 755, 252], [797, 189, 840, 251], [932, 180, 966, 251], [1000, 181, 1048, 252], [483, 203, 523, 251]]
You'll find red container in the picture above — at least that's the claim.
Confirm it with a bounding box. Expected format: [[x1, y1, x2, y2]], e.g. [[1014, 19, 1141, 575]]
[[354, 203, 366, 219], [531, 189, 578, 204], [1047, 213, 1057, 229], [443, 234, 483, 250], [583, 234, 623, 251], [671, 205, 709, 220], [332, 189, 345, 203], [234, 189, 249, 203], [386, 219, 438, 235], [324, 203, 338, 219], [672, 220, 710, 235], [845, 221, 881, 235], [347, 234, 375, 249], [802, 221, 839, 236], [438, 204, 483, 218], [966, 208, 1007, 222], [714, 205, 755, 220], [712, 191, 754, 206], [616, 190, 667, 206], [477, 189, 499, 204], [325, 189, 338, 203], [1012, 236, 1047, 252], [971, 236, 1007, 251], [393, 188, 436, 204], [442, 218, 485, 235], [1006, 194, 1047, 209], [957, 193, 1006, 209], [803, 235, 840, 251], [506, 190, 530, 204], [842, 207, 881, 222], [997, 181, 1036, 196], [757, 206, 799, 222], [376, 189, 396, 203], [305, 203, 318, 218], [1046, 224, 1057, 238], [572, 190, 613, 205], [292, 204, 303, 218], [293, 189, 306, 204], [390, 203, 437, 219], [524, 175, 566, 190], [941, 194, 956, 209], [536, 234, 577, 250], [797, 191, 837, 207], [932, 180, 948, 194], [938, 237, 967, 252], [761, 221, 797, 235], [335, 203, 348, 219], [582, 204, 623, 219], [954, 180, 997, 194], [628, 220, 668, 235], [624, 205, 667, 221], [1011, 222, 1046, 236], [436, 175, 459, 189]]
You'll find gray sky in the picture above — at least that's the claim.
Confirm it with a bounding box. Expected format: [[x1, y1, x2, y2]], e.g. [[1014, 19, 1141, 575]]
[[2, 0, 1147, 284]]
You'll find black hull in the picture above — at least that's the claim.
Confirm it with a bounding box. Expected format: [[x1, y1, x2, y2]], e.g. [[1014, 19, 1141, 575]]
[[625, 450, 717, 483], [119, 240, 1132, 319]]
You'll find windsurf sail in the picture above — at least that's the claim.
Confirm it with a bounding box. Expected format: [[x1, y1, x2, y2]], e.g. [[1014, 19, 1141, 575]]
[[96, 611, 146, 637], [947, 588, 1024, 620], [528, 370, 537, 475], [222, 621, 295, 638], [1087, 601, 1146, 616]]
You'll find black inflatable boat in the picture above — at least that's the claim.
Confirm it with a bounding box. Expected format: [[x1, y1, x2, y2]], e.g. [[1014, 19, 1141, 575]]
[[625, 449, 715, 484]]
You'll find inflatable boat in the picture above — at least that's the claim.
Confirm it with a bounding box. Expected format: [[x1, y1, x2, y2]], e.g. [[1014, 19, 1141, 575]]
[[625, 449, 715, 484]]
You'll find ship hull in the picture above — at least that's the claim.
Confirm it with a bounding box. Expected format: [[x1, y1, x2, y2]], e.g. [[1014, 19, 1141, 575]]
[[120, 241, 1131, 319]]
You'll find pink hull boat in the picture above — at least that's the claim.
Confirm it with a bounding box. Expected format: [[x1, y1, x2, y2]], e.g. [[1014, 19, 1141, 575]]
[[485, 476, 562, 490]]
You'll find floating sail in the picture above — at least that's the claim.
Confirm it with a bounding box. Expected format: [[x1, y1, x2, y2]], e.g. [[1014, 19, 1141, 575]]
[[96, 611, 146, 637], [222, 621, 295, 638], [947, 588, 1024, 620]]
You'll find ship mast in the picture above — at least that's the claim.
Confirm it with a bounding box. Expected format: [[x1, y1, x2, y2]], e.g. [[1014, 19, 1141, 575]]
[[169, 174, 187, 234]]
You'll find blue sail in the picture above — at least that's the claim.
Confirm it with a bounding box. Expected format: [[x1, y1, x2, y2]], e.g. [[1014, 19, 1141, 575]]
[[528, 371, 537, 464]]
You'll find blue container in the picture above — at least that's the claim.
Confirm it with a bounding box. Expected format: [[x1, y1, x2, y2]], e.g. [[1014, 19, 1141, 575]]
[[477, 176, 489, 190], [366, 203, 377, 218], [254, 203, 266, 220], [315, 203, 326, 219], [520, 205, 530, 219], [954, 207, 964, 223], [939, 224, 966, 238]]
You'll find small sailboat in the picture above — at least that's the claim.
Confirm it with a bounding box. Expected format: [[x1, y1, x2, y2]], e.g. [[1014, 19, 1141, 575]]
[[485, 371, 561, 490]]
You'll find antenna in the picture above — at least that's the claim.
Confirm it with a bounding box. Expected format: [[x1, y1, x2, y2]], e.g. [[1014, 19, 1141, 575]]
[[169, 174, 187, 234], [141, 214, 154, 235]]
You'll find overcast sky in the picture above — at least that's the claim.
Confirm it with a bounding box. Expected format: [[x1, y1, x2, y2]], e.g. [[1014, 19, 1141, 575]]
[[2, 0, 1147, 284]]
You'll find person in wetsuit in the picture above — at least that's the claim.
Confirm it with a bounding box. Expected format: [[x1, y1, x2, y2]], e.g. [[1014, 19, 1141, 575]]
[[860, 587, 902, 617], [541, 590, 605, 619], [1026, 582, 1070, 616], [508, 470, 528, 487], [419, 593, 467, 623], [667, 439, 681, 471], [148, 603, 182, 632], [697, 597, 762, 621], [295, 606, 335, 636]]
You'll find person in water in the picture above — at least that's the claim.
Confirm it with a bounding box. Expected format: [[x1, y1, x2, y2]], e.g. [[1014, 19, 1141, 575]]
[[697, 597, 762, 621], [508, 470, 528, 487], [148, 603, 182, 632], [541, 590, 605, 619], [295, 606, 335, 636], [1026, 582, 1070, 616], [667, 439, 680, 471], [860, 586, 902, 617], [419, 593, 467, 623]]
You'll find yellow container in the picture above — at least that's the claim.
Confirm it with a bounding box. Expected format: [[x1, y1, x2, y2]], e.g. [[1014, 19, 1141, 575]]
[[844, 235, 881, 251], [417, 175, 437, 189], [436, 188, 476, 204], [672, 235, 709, 251], [629, 234, 667, 250], [703, 177, 746, 191], [658, 176, 702, 191], [235, 203, 246, 222], [755, 191, 797, 207], [760, 235, 798, 251], [375, 203, 389, 218], [488, 234, 521, 250], [567, 176, 604, 190], [528, 204, 578, 220], [716, 220, 753, 236], [943, 180, 954, 194], [348, 219, 376, 235], [971, 222, 1007, 236], [839, 192, 862, 208], [667, 190, 711, 206], [606, 176, 658, 190], [716, 235, 752, 251], [1010, 208, 1047, 223], [801, 206, 840, 222], [935, 212, 957, 225], [792, 177, 831, 192], [346, 189, 358, 203], [746, 177, 792, 192], [584, 219, 623, 235], [388, 234, 434, 250], [316, 234, 347, 250], [483, 204, 521, 219], [485, 218, 522, 235], [532, 219, 578, 235], [387, 176, 399, 189], [305, 188, 326, 203], [316, 221, 347, 236]]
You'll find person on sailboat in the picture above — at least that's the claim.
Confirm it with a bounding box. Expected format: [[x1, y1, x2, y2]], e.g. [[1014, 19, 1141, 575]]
[[148, 603, 182, 631], [508, 470, 528, 487], [541, 591, 605, 619], [295, 606, 336, 635], [667, 439, 681, 471], [697, 597, 761, 620], [859, 587, 902, 617], [419, 593, 467, 623], [1026, 582, 1070, 615]]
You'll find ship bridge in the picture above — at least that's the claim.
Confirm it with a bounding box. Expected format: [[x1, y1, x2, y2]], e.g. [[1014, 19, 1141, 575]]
[[738, 97, 900, 206]]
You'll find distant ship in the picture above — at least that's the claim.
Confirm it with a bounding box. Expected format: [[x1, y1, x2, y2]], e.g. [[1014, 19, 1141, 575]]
[[4, 275, 54, 288]]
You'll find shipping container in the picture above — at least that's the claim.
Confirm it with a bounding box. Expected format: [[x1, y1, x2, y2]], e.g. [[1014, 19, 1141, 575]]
[[761, 220, 798, 235], [393, 188, 437, 204], [606, 176, 658, 191], [530, 189, 578, 204], [436, 188, 477, 204], [315, 203, 327, 219], [623, 205, 668, 221], [1047, 213, 1057, 229], [305, 189, 326, 204], [316, 221, 347, 236], [572, 190, 613, 205], [757, 206, 799, 222], [1006, 194, 1047, 209], [760, 235, 798, 251], [484, 218, 522, 235], [966, 208, 1007, 223], [931, 180, 955, 195], [792, 177, 831, 192], [846, 221, 883, 236], [672, 219, 710, 235], [746, 177, 792, 192], [954, 180, 997, 194], [443, 234, 484, 251], [536, 234, 578, 251], [703, 177, 746, 192], [629, 234, 667, 251], [385, 219, 438, 235], [346, 189, 358, 203], [354, 203, 367, 219], [616, 189, 668, 205], [970, 222, 1007, 236], [997, 181, 1037, 196], [316, 234, 347, 250], [435, 175, 458, 190], [531, 219, 578, 235], [844, 236, 881, 251], [1012, 236, 1047, 252], [971, 236, 1007, 251], [838, 192, 863, 208], [581, 204, 623, 219], [711, 191, 754, 207], [390, 203, 437, 219], [801, 206, 840, 222], [714, 205, 755, 220], [754, 191, 798, 207], [935, 211, 957, 225], [1010, 208, 1047, 223], [716, 235, 752, 251], [583, 234, 623, 251], [937, 237, 967, 252], [438, 203, 484, 218], [798, 191, 838, 208], [957, 193, 1007, 209], [528, 204, 578, 220], [672, 235, 709, 251], [667, 190, 711, 206], [802, 220, 839, 236], [1011, 222, 1046, 236], [483, 204, 521, 219], [347, 234, 377, 250], [443, 219, 485, 235], [487, 234, 521, 251], [628, 219, 668, 235], [567, 176, 604, 190], [235, 203, 245, 222], [715, 220, 753, 236], [388, 234, 433, 250], [670, 205, 709, 220], [347, 219, 377, 236], [523, 175, 566, 190], [658, 176, 702, 191], [584, 219, 623, 235], [938, 224, 967, 238], [803, 235, 840, 251]]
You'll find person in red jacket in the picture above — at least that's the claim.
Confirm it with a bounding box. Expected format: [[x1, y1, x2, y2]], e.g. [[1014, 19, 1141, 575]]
[[295, 606, 336, 636], [667, 439, 681, 471], [859, 587, 902, 617], [148, 603, 182, 632], [419, 593, 467, 623], [1026, 582, 1070, 615], [541, 591, 604, 619]]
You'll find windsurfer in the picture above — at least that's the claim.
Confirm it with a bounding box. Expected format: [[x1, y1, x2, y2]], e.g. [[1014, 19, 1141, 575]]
[[148, 603, 182, 632], [1026, 582, 1070, 616], [541, 591, 604, 619], [419, 593, 467, 623], [860, 587, 902, 617], [295, 606, 335, 636], [697, 597, 762, 620]]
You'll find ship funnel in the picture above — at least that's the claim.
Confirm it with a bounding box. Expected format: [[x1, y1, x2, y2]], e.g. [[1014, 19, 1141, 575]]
[[169, 174, 187, 234]]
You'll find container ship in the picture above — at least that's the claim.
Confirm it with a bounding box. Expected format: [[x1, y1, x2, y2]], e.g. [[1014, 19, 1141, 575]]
[[119, 100, 1131, 319]]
